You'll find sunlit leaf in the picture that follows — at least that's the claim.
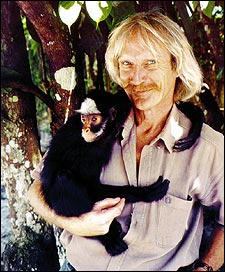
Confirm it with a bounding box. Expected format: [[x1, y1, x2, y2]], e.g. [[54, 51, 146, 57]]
[[60, 1, 77, 9], [58, 1, 83, 32], [201, 1, 215, 18], [191, 1, 198, 11], [85, 1, 112, 25]]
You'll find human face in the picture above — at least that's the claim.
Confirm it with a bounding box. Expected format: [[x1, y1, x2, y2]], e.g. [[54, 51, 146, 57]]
[[118, 38, 178, 111]]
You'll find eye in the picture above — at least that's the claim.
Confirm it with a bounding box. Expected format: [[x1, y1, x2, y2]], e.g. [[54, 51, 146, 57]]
[[80, 115, 86, 123], [120, 60, 132, 67], [92, 115, 102, 123], [91, 115, 102, 124], [123, 61, 131, 65], [144, 59, 157, 70], [146, 59, 156, 65]]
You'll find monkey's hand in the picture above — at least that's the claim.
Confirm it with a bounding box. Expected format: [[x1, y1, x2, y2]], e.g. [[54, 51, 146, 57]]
[[98, 220, 128, 256], [144, 175, 170, 202]]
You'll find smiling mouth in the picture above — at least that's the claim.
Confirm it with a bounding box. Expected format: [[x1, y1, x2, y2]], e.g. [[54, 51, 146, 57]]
[[133, 90, 151, 96]]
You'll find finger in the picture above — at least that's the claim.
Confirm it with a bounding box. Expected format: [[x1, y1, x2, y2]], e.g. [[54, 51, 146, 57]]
[[93, 197, 121, 211], [103, 198, 125, 219]]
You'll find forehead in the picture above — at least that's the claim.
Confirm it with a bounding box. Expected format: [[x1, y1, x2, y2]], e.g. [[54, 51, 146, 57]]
[[118, 31, 171, 62], [77, 98, 101, 115]]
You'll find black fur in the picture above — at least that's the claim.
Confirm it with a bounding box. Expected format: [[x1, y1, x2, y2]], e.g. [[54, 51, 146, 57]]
[[174, 101, 204, 151], [40, 89, 203, 256]]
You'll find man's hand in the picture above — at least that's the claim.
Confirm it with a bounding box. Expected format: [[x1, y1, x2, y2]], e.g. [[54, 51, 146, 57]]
[[57, 197, 125, 236]]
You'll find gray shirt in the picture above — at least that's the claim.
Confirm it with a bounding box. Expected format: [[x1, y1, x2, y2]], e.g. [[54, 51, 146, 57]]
[[32, 104, 224, 271]]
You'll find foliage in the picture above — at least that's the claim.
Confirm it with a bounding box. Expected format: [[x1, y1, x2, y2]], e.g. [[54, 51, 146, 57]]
[[26, 1, 224, 92], [21, 16, 42, 87], [20, 1, 224, 137], [183, 1, 224, 133], [85, 1, 112, 27], [58, 1, 83, 32], [59, 1, 113, 29]]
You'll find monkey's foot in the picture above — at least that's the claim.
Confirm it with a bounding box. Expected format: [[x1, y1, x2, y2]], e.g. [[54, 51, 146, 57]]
[[99, 234, 128, 256], [98, 220, 128, 256], [145, 175, 170, 202]]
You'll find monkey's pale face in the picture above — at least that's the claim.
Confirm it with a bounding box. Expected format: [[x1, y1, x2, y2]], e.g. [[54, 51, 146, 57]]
[[80, 114, 104, 142], [77, 97, 110, 142], [118, 37, 178, 112]]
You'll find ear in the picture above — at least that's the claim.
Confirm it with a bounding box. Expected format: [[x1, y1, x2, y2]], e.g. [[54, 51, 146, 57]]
[[109, 107, 117, 121]]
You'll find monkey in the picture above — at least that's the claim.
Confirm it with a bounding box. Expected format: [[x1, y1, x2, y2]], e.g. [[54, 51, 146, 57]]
[[40, 89, 204, 256]]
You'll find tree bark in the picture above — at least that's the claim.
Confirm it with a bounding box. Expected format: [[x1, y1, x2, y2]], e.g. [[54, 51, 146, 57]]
[[1, 1, 60, 270], [16, 1, 77, 133]]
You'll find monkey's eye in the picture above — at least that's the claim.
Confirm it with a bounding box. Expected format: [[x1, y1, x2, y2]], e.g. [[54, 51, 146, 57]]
[[91, 115, 102, 123], [91, 114, 102, 124], [80, 115, 86, 123]]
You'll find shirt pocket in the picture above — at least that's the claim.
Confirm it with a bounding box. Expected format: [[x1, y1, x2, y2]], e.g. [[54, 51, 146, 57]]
[[157, 194, 193, 248]]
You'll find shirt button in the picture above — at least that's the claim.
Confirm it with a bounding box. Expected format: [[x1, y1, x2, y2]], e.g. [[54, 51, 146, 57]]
[[165, 196, 171, 204], [156, 144, 161, 149]]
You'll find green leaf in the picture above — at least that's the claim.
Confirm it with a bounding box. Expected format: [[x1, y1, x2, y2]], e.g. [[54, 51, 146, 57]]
[[216, 67, 224, 81], [202, 1, 215, 18], [85, 1, 112, 25], [60, 1, 77, 9], [110, 1, 135, 27], [58, 1, 83, 31], [191, 1, 199, 11]]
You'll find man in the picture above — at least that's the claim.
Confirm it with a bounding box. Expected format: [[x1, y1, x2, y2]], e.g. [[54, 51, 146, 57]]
[[29, 10, 224, 271]]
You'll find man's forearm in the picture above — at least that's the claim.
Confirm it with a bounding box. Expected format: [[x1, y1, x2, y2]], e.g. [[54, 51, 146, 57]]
[[27, 180, 92, 234], [195, 228, 224, 271], [27, 180, 69, 228], [27, 180, 125, 236]]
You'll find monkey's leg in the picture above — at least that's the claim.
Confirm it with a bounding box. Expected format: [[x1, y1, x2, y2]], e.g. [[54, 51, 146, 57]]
[[94, 176, 170, 203], [43, 172, 93, 217]]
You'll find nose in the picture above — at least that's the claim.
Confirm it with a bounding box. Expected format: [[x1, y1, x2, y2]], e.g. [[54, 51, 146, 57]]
[[83, 121, 91, 133], [130, 65, 145, 85]]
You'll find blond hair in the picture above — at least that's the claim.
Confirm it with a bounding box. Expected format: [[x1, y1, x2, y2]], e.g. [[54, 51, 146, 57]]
[[105, 11, 203, 101]]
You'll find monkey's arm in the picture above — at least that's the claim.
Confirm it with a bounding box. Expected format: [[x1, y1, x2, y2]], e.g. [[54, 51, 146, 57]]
[[40, 114, 92, 217], [93, 176, 169, 203], [29, 180, 127, 256], [174, 102, 204, 152]]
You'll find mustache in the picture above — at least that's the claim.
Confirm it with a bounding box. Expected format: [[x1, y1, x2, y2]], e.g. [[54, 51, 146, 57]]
[[123, 83, 160, 92]]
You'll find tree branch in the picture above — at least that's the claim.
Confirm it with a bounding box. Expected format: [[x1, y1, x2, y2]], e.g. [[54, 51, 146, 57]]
[[1, 67, 54, 110], [16, 1, 73, 75]]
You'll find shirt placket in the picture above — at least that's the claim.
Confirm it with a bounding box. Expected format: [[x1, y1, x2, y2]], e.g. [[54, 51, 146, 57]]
[[107, 144, 156, 270], [121, 129, 138, 186]]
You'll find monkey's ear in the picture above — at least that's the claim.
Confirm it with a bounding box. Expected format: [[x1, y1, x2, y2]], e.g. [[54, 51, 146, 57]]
[[109, 107, 117, 121]]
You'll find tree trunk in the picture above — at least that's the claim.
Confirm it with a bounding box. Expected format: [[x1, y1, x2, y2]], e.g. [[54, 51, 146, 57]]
[[16, 1, 77, 134], [1, 1, 60, 270]]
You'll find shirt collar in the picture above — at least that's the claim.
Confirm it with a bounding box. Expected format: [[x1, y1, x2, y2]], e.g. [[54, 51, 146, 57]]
[[121, 109, 135, 142], [153, 105, 180, 153], [122, 104, 191, 153]]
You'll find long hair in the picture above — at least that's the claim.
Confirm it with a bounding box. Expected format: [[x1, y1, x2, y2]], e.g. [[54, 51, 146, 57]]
[[105, 11, 203, 102]]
